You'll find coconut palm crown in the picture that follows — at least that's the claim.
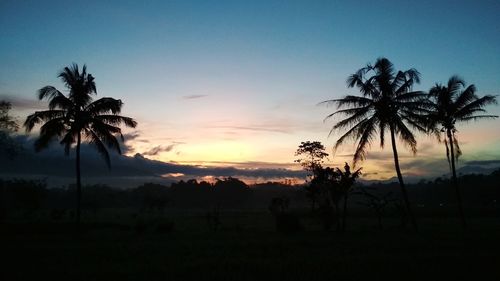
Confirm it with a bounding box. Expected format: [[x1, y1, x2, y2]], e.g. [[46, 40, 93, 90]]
[[427, 76, 497, 165]]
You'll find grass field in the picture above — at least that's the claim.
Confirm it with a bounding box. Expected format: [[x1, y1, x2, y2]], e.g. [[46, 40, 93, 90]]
[[1, 210, 500, 281]]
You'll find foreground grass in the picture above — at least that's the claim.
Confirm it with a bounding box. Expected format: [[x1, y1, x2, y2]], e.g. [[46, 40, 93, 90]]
[[1, 212, 500, 281]]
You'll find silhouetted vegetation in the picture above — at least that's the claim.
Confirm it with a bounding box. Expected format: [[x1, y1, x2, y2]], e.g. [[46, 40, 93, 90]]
[[322, 58, 430, 232], [1, 171, 500, 280], [0, 101, 22, 159], [425, 76, 498, 228], [2, 168, 499, 225], [294, 141, 329, 211], [24, 64, 137, 226]]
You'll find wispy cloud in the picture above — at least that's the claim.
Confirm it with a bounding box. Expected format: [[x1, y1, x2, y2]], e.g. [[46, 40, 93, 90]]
[[0, 94, 46, 110], [182, 94, 208, 100], [142, 144, 177, 156], [207, 124, 295, 134]]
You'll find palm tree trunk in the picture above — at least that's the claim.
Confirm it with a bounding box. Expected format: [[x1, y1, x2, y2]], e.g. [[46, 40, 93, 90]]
[[342, 191, 348, 232], [390, 126, 418, 232], [76, 132, 82, 227], [335, 203, 341, 232], [447, 129, 466, 229]]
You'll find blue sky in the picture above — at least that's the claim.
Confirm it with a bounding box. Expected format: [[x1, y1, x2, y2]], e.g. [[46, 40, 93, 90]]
[[1, 0, 499, 182]]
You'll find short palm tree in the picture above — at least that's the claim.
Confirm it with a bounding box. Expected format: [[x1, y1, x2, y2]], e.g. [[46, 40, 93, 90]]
[[24, 64, 137, 226], [321, 58, 428, 232], [337, 163, 361, 232], [427, 76, 497, 228]]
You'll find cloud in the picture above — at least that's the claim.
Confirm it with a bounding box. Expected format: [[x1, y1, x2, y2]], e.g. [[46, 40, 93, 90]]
[[182, 95, 208, 100], [175, 160, 297, 170], [123, 132, 141, 141], [0, 135, 306, 187], [0, 94, 46, 110], [208, 125, 292, 134], [142, 144, 176, 156], [464, 160, 500, 166]]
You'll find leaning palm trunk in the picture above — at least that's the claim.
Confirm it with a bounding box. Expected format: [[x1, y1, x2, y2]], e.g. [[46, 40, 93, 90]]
[[390, 127, 418, 232], [447, 129, 466, 229], [76, 132, 82, 227], [335, 203, 341, 232], [341, 192, 348, 232]]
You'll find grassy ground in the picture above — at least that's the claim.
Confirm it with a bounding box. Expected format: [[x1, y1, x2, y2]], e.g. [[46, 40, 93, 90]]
[[1, 211, 500, 281]]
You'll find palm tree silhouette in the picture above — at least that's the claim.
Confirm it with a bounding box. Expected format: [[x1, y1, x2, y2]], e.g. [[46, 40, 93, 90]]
[[426, 76, 498, 228], [24, 64, 137, 226], [321, 58, 428, 232]]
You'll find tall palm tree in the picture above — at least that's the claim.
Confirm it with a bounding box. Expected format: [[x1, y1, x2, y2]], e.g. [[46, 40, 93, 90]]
[[24, 64, 137, 226], [426, 76, 497, 228], [321, 58, 428, 232]]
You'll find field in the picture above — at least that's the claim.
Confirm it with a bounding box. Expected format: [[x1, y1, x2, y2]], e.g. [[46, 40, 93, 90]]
[[2, 210, 500, 281]]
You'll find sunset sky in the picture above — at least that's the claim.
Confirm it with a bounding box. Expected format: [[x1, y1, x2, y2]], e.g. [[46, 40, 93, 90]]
[[1, 0, 499, 184]]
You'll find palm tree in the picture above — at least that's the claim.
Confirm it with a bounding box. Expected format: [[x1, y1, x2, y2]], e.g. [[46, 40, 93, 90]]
[[321, 58, 428, 232], [426, 76, 498, 228], [24, 64, 137, 226]]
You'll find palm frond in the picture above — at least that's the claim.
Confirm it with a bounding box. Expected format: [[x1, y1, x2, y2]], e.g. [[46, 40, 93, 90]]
[[456, 114, 499, 122], [395, 90, 427, 102], [447, 75, 465, 98], [454, 95, 497, 119], [24, 110, 66, 132], [86, 129, 111, 168], [394, 118, 417, 154], [330, 106, 372, 134], [391, 71, 407, 91], [33, 118, 67, 152], [333, 117, 372, 151], [58, 64, 79, 89], [86, 97, 123, 115], [353, 117, 377, 164], [323, 95, 373, 109], [38, 86, 63, 101], [453, 84, 477, 110], [91, 121, 123, 154], [48, 93, 74, 110], [94, 115, 137, 128], [60, 130, 78, 155]]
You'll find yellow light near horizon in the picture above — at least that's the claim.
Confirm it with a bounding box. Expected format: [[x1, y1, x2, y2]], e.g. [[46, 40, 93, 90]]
[[160, 140, 255, 164]]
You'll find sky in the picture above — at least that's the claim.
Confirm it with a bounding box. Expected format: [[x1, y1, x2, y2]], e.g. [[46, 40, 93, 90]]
[[1, 0, 499, 184]]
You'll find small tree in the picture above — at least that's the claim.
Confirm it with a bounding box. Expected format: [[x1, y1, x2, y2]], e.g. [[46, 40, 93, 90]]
[[294, 141, 329, 211], [311, 166, 341, 230], [0, 101, 21, 159]]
